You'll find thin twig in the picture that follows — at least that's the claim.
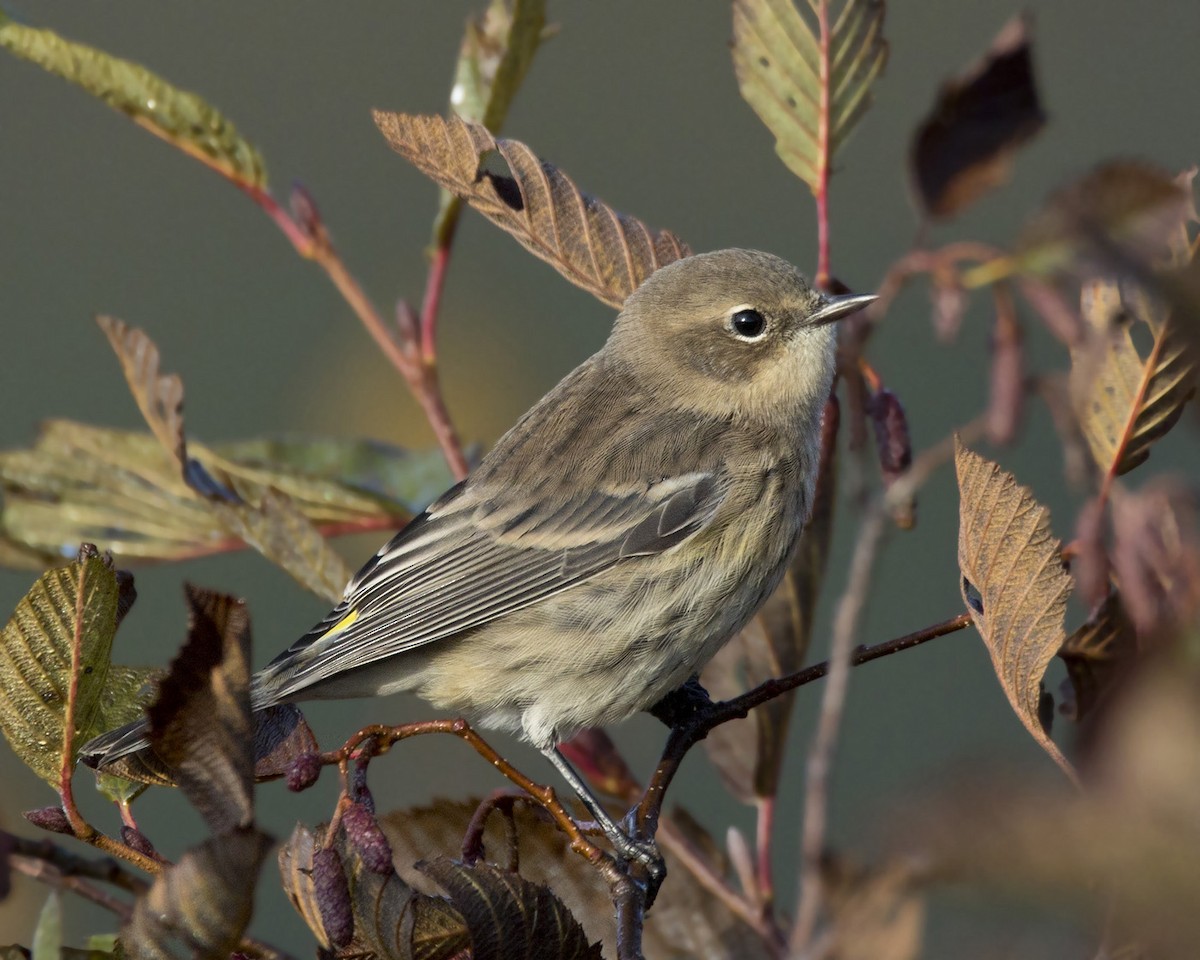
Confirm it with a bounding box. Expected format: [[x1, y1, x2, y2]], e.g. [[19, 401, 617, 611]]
[[791, 501, 887, 950], [814, 0, 832, 289], [2, 832, 150, 897], [9, 855, 133, 920]]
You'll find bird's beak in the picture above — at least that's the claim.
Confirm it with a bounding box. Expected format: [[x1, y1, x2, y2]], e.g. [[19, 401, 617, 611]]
[[809, 293, 877, 326]]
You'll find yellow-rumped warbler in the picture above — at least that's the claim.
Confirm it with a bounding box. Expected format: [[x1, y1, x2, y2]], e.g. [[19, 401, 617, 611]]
[[81, 249, 873, 870]]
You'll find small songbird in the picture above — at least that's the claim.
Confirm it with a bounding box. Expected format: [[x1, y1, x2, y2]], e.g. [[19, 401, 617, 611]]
[[80, 249, 874, 872]]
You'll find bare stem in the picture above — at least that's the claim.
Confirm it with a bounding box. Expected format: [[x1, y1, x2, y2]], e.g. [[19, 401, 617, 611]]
[[792, 501, 887, 949]]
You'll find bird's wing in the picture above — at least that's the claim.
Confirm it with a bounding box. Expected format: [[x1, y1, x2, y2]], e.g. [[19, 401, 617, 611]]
[[258, 470, 728, 701]]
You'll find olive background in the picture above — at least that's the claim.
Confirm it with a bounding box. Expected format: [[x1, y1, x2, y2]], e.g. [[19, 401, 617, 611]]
[[1, 2, 1197, 955]]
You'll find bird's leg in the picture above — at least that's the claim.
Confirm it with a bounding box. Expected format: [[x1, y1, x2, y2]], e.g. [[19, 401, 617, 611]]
[[543, 746, 666, 890], [647, 674, 714, 729]]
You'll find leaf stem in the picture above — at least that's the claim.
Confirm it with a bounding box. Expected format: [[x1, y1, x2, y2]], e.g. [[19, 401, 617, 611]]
[[815, 0, 832, 288]]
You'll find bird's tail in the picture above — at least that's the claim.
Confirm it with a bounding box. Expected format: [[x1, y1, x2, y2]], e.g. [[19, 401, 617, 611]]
[[76, 716, 170, 784]]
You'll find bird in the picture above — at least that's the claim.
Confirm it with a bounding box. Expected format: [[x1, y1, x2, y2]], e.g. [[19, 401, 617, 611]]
[[80, 248, 874, 875]]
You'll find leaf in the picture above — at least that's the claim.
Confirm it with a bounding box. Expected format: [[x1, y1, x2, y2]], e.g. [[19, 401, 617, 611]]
[[250, 704, 319, 782], [1070, 270, 1197, 483], [91, 664, 159, 803], [383, 799, 775, 960], [954, 440, 1076, 781], [0, 15, 266, 189], [1057, 589, 1138, 723], [145, 586, 254, 833], [31, 892, 61, 960], [98, 317, 354, 600], [731, 0, 888, 195], [965, 162, 1194, 286], [120, 826, 271, 960], [0, 422, 429, 570], [0, 552, 119, 785], [373, 112, 691, 308], [702, 394, 838, 801], [418, 858, 602, 960], [435, 0, 549, 247], [910, 13, 1045, 219]]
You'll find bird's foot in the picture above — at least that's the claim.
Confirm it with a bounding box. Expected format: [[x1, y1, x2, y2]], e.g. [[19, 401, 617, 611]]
[[648, 674, 714, 729], [610, 810, 666, 905]]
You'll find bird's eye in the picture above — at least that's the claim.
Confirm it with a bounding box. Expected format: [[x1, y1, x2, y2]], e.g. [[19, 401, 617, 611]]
[[731, 308, 766, 339]]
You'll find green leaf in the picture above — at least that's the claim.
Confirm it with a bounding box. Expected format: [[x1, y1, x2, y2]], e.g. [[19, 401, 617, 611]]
[[434, 0, 549, 247], [732, 0, 888, 195], [0, 553, 119, 785], [31, 893, 62, 960], [92, 664, 158, 803], [0, 14, 266, 188]]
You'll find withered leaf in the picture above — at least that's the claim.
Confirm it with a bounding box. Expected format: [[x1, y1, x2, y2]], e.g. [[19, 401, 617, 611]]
[[121, 826, 271, 960], [0, 16, 266, 189], [383, 800, 774, 960], [732, 0, 888, 196], [97, 318, 353, 600], [911, 13, 1045, 219], [435, 0, 549, 247], [1057, 589, 1137, 723], [251, 704, 319, 781], [146, 586, 254, 833], [955, 440, 1075, 781], [702, 395, 838, 801], [418, 858, 602, 960], [0, 422, 431, 570], [374, 112, 690, 308], [0, 552, 119, 785], [1070, 272, 1196, 482]]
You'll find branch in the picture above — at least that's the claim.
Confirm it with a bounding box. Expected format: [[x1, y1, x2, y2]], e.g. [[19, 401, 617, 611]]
[[792, 500, 887, 949]]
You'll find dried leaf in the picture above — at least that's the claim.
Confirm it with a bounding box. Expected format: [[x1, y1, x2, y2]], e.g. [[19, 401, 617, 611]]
[[121, 826, 271, 960], [145, 586, 254, 833], [702, 394, 838, 801], [911, 13, 1044, 219], [98, 318, 355, 600], [383, 800, 775, 960], [732, 0, 888, 195], [821, 858, 924, 960], [418, 858, 602, 960], [251, 704, 319, 781], [374, 112, 690, 308], [0, 553, 119, 785], [1057, 589, 1137, 723], [955, 440, 1076, 781], [0, 15, 266, 189], [966, 162, 1193, 286], [1070, 273, 1196, 481], [435, 0, 549, 247], [1110, 483, 1200, 639], [0, 422, 431, 569]]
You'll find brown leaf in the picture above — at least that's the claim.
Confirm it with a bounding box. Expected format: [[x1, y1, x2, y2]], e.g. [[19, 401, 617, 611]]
[[373, 112, 690, 308], [911, 12, 1045, 219], [97, 318, 353, 600], [955, 439, 1076, 781], [1070, 272, 1197, 482], [146, 585, 254, 833], [1110, 483, 1200, 639], [702, 394, 838, 801], [121, 826, 271, 960], [251, 703, 319, 781], [383, 799, 774, 960], [821, 857, 924, 960], [419, 858, 602, 960], [1057, 589, 1138, 723]]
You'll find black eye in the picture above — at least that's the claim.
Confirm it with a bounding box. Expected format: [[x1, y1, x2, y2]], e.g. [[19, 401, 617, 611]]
[[731, 308, 766, 338]]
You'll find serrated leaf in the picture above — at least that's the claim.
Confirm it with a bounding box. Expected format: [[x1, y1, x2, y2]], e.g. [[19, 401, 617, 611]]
[[702, 395, 837, 801], [97, 317, 353, 601], [1070, 265, 1197, 484], [910, 13, 1045, 219], [0, 423, 430, 570], [965, 162, 1193, 286], [732, 0, 888, 195], [121, 827, 270, 960], [0, 15, 265, 189], [0, 554, 119, 785], [418, 858, 602, 960], [955, 439, 1076, 781], [435, 0, 549, 247], [374, 112, 691, 308]]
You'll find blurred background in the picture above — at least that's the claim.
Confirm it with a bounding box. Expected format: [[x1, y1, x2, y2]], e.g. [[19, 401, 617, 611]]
[[0, 1, 1197, 955]]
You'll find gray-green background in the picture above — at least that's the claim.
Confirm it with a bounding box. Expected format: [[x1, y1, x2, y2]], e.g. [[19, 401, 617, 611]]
[[1, 2, 1197, 955]]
